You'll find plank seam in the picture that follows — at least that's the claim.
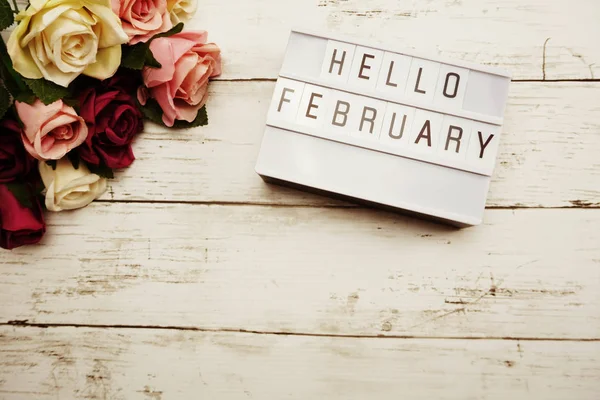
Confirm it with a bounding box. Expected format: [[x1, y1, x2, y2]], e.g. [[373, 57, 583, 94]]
[[2, 322, 598, 342], [95, 199, 357, 208], [94, 199, 600, 209]]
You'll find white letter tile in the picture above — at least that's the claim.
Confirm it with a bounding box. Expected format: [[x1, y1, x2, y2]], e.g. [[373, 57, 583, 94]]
[[407, 109, 444, 154], [404, 58, 441, 104], [320, 40, 357, 84], [379, 103, 416, 150], [375, 52, 413, 102], [348, 46, 384, 92], [437, 115, 472, 161], [433, 64, 470, 111], [296, 84, 331, 130], [267, 78, 306, 124], [466, 122, 500, 171]]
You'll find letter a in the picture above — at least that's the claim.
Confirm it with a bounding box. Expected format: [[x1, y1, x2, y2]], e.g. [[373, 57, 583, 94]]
[[415, 120, 432, 147]]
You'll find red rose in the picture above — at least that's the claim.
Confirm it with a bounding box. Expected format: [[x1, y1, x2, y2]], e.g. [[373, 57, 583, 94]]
[[0, 119, 36, 183], [0, 184, 46, 250], [77, 75, 144, 169]]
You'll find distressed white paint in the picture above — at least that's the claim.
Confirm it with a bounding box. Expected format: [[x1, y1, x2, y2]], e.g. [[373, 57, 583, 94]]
[[5, 0, 600, 80], [1, 1, 599, 398], [1, 327, 599, 400], [1, 205, 599, 339], [181, 0, 600, 80], [96, 81, 600, 207]]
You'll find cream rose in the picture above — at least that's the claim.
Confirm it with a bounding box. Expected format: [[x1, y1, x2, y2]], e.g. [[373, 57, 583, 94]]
[[39, 158, 107, 212], [167, 0, 197, 24], [7, 0, 129, 87]]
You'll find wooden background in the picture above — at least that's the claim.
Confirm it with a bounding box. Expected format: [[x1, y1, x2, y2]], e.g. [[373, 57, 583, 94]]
[[1, 0, 600, 398]]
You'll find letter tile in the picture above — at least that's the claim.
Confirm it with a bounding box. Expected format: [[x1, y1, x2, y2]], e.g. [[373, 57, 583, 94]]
[[466, 122, 500, 171], [379, 103, 416, 149], [348, 46, 384, 91], [296, 84, 331, 130], [407, 109, 444, 154], [433, 64, 470, 110], [404, 58, 441, 104], [350, 96, 387, 141], [437, 115, 472, 161], [323, 90, 359, 137], [320, 40, 357, 84], [375, 52, 413, 102], [267, 78, 306, 124]]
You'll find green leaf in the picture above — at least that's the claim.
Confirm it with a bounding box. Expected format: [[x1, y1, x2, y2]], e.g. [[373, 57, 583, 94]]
[[152, 22, 184, 39], [6, 183, 34, 209], [0, 59, 19, 97], [23, 77, 70, 105], [0, 84, 10, 121], [173, 105, 209, 129], [67, 152, 80, 170], [120, 23, 184, 70], [138, 97, 209, 129], [137, 97, 164, 125], [0, 0, 14, 31], [120, 43, 149, 70], [144, 50, 161, 69], [63, 97, 79, 110], [88, 164, 114, 179], [14, 92, 37, 104], [0, 36, 28, 96]]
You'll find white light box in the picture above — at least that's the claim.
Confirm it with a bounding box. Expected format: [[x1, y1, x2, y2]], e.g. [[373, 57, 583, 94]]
[[255, 29, 511, 226]]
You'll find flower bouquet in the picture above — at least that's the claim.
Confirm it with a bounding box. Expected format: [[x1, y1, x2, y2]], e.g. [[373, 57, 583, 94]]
[[0, 0, 221, 249]]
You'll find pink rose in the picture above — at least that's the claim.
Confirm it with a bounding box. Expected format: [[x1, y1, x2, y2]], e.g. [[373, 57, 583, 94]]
[[138, 31, 222, 127], [16, 100, 88, 161], [112, 0, 173, 45]]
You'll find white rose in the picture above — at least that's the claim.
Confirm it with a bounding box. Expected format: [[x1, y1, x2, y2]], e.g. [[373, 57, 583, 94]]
[[167, 0, 197, 24], [39, 158, 107, 212]]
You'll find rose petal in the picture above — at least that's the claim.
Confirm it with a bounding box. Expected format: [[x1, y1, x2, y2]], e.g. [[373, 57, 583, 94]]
[[85, 2, 130, 48], [83, 44, 122, 80], [170, 53, 198, 97], [143, 38, 178, 86], [16, 100, 64, 142]]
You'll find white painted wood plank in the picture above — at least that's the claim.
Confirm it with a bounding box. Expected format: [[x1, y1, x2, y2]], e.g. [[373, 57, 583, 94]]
[[188, 0, 600, 80], [1, 326, 599, 400], [1, 205, 599, 339], [100, 81, 600, 207]]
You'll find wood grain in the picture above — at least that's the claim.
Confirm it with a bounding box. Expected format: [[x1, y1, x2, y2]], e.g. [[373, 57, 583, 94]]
[[2, 1, 599, 396], [1, 204, 598, 339], [1, 326, 599, 400], [97, 81, 600, 208], [187, 0, 600, 80]]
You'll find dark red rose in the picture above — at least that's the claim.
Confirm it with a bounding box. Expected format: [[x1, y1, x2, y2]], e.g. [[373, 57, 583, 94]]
[[77, 75, 144, 169], [0, 183, 46, 250], [0, 119, 36, 183]]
